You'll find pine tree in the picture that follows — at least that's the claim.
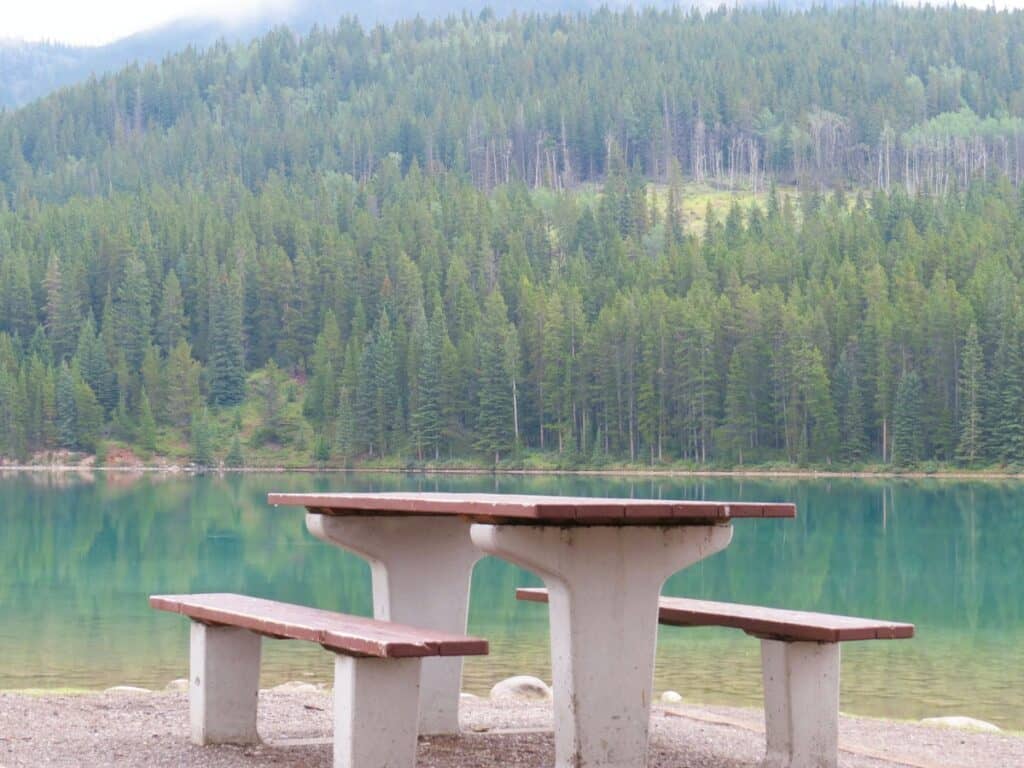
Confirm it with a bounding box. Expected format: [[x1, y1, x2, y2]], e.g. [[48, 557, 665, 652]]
[[164, 340, 201, 428], [155, 270, 187, 355], [892, 369, 923, 467], [956, 323, 983, 464], [55, 363, 76, 449], [114, 254, 153, 372], [138, 387, 157, 453], [208, 269, 246, 406], [302, 312, 341, 430], [411, 307, 444, 460], [723, 349, 753, 464], [75, 312, 115, 412], [995, 325, 1024, 463], [224, 435, 245, 468], [72, 373, 103, 452], [43, 256, 80, 363], [190, 408, 214, 466], [835, 341, 869, 463], [475, 290, 514, 463], [372, 310, 400, 455], [256, 360, 285, 443], [0, 252, 35, 341]]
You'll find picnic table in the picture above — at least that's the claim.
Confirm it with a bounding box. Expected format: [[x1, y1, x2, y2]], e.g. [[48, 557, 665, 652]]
[[268, 491, 795, 768]]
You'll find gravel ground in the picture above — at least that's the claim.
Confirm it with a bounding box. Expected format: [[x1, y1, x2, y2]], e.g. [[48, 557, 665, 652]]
[[0, 689, 1020, 768]]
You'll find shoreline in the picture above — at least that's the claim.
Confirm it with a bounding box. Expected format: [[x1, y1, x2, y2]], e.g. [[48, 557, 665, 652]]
[[4, 462, 1024, 481], [1, 688, 1019, 768]]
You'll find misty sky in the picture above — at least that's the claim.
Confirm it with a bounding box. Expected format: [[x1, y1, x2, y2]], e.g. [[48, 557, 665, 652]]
[[4, 0, 1024, 47], [2, 0, 295, 46]]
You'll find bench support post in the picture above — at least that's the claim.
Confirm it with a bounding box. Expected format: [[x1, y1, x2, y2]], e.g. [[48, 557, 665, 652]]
[[307, 514, 481, 735], [471, 523, 733, 768], [189, 622, 261, 745], [333, 654, 421, 768], [760, 639, 840, 768]]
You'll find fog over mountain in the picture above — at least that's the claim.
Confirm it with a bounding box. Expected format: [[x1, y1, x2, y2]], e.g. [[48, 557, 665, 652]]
[[1, 0, 873, 108]]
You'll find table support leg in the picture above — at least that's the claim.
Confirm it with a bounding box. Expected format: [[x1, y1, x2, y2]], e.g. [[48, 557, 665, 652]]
[[306, 514, 482, 735], [470, 523, 733, 768], [761, 639, 840, 768], [189, 622, 261, 746], [333, 654, 421, 768]]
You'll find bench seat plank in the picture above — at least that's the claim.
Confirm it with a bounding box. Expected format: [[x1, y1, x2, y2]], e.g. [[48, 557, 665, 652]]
[[269, 491, 796, 525], [515, 588, 914, 643], [151, 593, 488, 658]]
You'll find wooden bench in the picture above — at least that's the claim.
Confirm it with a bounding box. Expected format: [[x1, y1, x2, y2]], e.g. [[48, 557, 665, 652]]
[[151, 593, 488, 768], [516, 588, 913, 768]]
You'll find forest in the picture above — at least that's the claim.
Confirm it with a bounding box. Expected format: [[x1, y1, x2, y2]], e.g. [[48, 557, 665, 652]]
[[2, 6, 1024, 469]]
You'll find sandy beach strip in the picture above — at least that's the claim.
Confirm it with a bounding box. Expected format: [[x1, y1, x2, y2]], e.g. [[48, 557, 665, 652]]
[[0, 689, 1021, 767]]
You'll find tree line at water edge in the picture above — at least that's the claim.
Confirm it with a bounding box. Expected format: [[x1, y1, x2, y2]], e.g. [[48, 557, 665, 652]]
[[2, 165, 1024, 468]]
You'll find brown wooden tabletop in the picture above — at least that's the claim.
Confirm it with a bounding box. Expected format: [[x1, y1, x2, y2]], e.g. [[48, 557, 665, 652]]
[[268, 492, 796, 526]]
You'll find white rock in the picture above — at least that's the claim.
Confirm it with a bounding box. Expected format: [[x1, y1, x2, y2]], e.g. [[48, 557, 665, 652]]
[[920, 716, 1001, 733], [660, 690, 684, 705], [460, 692, 480, 701], [165, 678, 189, 692], [269, 681, 320, 694], [104, 685, 150, 694], [489, 675, 552, 702]]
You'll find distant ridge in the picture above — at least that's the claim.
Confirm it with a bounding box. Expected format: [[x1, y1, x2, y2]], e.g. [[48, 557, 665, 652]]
[[0, 0, 882, 108]]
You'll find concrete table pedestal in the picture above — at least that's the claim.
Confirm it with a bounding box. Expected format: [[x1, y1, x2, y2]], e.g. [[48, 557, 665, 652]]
[[471, 523, 734, 768], [307, 514, 482, 736]]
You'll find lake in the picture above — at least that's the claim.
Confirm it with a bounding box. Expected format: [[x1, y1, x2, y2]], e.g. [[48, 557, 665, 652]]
[[0, 471, 1020, 729]]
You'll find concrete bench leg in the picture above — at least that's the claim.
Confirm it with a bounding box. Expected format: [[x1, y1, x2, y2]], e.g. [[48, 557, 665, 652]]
[[333, 654, 422, 768], [307, 514, 481, 735], [471, 523, 733, 768], [760, 639, 840, 768], [189, 622, 262, 745]]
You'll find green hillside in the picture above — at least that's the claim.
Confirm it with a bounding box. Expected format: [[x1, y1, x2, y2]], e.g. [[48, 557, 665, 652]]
[[1, 8, 1024, 470]]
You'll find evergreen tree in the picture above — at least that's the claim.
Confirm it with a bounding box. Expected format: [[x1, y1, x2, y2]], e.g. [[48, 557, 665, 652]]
[[476, 290, 514, 463], [372, 310, 401, 455], [43, 256, 80, 363], [164, 339, 201, 427], [155, 270, 187, 355], [208, 269, 246, 406], [137, 387, 157, 453], [114, 254, 153, 372], [302, 311, 341, 429], [956, 322, 984, 464], [55, 362, 76, 449], [72, 373, 103, 452], [994, 324, 1024, 463], [190, 408, 214, 466], [892, 369, 923, 467], [834, 340, 869, 463], [0, 252, 35, 341], [224, 435, 245, 467], [411, 307, 445, 460], [74, 312, 115, 412]]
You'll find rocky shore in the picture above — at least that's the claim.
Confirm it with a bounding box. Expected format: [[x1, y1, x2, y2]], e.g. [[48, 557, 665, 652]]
[[0, 686, 1020, 768]]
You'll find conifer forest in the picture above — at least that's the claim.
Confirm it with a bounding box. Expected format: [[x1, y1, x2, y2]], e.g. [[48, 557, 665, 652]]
[[3, 6, 1024, 469]]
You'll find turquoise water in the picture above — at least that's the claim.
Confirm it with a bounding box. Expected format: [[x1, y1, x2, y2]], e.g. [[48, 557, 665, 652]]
[[0, 471, 1020, 728]]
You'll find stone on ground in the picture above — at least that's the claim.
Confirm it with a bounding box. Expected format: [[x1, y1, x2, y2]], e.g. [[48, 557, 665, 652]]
[[920, 716, 1001, 733], [660, 690, 684, 705], [489, 675, 552, 702]]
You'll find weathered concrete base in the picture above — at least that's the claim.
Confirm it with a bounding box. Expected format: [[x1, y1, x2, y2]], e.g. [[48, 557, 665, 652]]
[[761, 639, 840, 768], [306, 514, 481, 735], [333, 654, 422, 768], [471, 523, 733, 768], [189, 622, 261, 745]]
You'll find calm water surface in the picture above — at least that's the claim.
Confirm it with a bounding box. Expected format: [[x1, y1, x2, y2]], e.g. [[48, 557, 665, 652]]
[[0, 472, 1020, 728]]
